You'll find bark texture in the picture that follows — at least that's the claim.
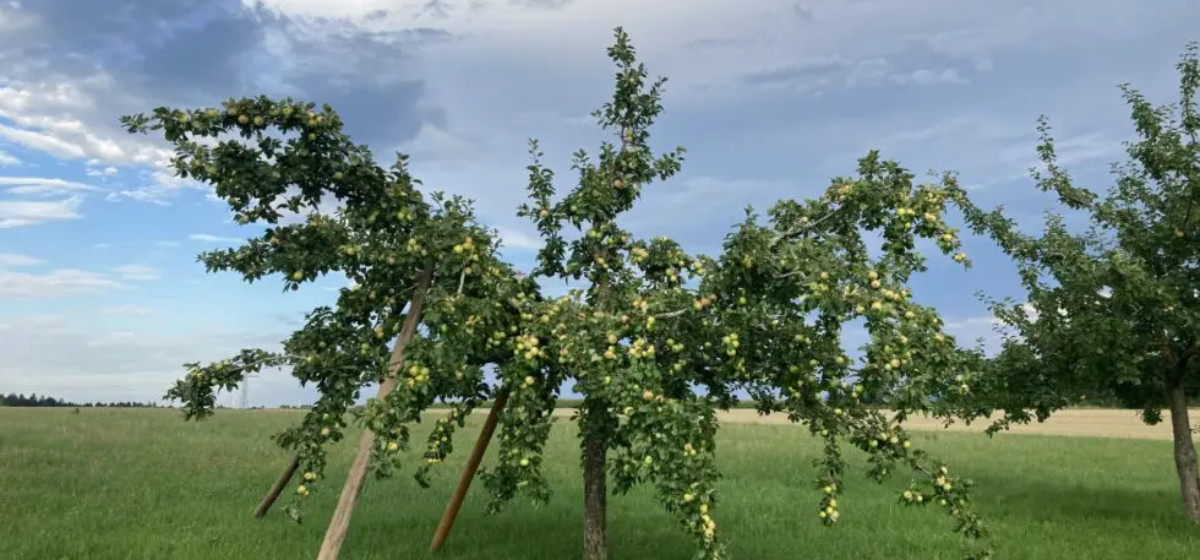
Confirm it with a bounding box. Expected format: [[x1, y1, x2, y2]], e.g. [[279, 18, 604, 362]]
[[582, 429, 608, 560], [1167, 378, 1200, 523]]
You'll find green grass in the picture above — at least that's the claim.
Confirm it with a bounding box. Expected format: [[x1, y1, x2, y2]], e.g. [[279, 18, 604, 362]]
[[1, 408, 1197, 559]]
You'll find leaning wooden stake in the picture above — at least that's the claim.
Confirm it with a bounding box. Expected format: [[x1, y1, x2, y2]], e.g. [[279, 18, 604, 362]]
[[254, 455, 300, 518], [315, 267, 435, 560], [429, 388, 510, 553]]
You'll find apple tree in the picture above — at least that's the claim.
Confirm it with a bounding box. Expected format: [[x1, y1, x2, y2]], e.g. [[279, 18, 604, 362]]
[[483, 28, 993, 560], [957, 43, 1200, 523], [121, 95, 540, 522]]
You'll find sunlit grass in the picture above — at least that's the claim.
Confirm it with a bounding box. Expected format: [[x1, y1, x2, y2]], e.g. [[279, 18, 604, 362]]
[[1, 407, 1197, 559]]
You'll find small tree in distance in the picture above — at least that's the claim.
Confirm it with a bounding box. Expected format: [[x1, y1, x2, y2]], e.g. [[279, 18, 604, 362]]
[[960, 43, 1200, 523], [126, 27, 994, 560]]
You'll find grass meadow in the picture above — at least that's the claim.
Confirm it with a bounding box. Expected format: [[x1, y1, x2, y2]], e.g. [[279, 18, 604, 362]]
[[2, 407, 1198, 559]]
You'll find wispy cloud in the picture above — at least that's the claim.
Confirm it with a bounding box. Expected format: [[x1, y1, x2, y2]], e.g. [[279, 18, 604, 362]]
[[189, 233, 243, 243], [0, 252, 44, 266], [0, 268, 126, 298], [0, 195, 83, 228], [112, 264, 161, 282], [100, 305, 154, 317], [0, 176, 101, 195], [0, 122, 88, 159]]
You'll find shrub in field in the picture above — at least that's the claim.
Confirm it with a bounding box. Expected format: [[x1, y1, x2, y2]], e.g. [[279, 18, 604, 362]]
[[960, 43, 1200, 524], [126, 27, 992, 560]]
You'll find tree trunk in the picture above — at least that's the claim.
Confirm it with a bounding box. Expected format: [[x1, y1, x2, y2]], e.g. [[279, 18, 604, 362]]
[[1166, 376, 1200, 524], [582, 428, 608, 560]]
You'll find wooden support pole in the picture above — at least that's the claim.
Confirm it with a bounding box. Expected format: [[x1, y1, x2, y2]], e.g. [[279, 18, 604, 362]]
[[429, 388, 510, 553], [315, 267, 435, 560], [254, 455, 300, 518]]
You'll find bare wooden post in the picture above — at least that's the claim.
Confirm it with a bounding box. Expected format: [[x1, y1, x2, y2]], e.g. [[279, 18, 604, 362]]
[[315, 267, 434, 560], [254, 455, 300, 518], [429, 388, 510, 553]]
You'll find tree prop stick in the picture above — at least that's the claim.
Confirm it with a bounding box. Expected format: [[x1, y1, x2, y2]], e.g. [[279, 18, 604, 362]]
[[429, 387, 511, 553], [254, 455, 300, 518], [315, 267, 435, 560]]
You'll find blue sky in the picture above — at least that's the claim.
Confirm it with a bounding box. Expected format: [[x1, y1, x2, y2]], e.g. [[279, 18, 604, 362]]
[[0, 0, 1197, 406]]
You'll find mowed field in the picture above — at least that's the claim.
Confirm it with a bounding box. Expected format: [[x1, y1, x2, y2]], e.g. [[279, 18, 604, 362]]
[[1, 407, 1198, 560]]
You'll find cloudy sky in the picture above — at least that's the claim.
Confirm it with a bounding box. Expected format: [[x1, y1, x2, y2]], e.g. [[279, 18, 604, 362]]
[[1, 0, 1196, 406]]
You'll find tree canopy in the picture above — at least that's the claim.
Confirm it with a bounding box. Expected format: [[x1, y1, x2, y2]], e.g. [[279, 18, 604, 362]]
[[960, 42, 1200, 523]]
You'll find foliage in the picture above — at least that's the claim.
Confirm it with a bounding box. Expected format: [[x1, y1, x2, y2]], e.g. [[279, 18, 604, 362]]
[[957, 43, 1200, 521], [121, 89, 537, 520], [125, 27, 994, 559], [959, 42, 1200, 426], [472, 28, 990, 558]]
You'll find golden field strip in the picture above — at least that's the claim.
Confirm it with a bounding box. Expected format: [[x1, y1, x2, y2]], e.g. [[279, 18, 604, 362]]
[[533, 408, 1200, 441]]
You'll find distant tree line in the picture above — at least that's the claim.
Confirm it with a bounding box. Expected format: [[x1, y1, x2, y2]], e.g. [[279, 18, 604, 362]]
[[0, 393, 162, 408]]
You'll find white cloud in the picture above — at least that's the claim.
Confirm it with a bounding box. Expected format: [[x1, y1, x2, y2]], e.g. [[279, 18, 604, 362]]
[[0, 251, 42, 266], [100, 305, 154, 317], [0, 312, 303, 405], [396, 122, 482, 162], [112, 264, 161, 282], [943, 314, 1008, 355], [0, 176, 101, 195], [0, 76, 172, 195], [189, 233, 243, 243], [0, 268, 126, 298], [0, 122, 87, 158], [106, 170, 210, 205], [0, 195, 82, 227], [494, 225, 542, 250], [0, 2, 34, 34], [0, 149, 18, 166], [902, 67, 967, 85]]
